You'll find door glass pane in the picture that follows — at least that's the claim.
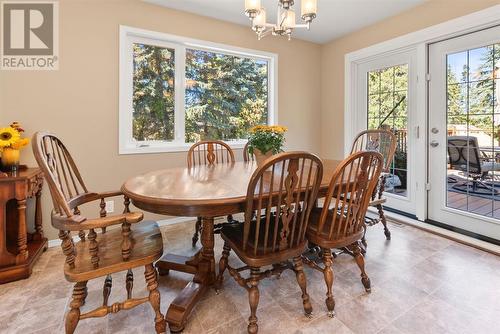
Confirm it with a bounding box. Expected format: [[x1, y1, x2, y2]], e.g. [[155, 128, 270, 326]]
[[446, 44, 500, 218], [367, 64, 409, 197]]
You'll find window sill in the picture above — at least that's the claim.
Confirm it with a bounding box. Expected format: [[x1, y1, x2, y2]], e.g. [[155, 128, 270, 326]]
[[119, 141, 248, 155]]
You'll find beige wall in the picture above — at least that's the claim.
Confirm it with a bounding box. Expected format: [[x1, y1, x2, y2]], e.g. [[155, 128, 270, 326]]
[[0, 0, 322, 240], [320, 0, 500, 160], [2, 0, 499, 242]]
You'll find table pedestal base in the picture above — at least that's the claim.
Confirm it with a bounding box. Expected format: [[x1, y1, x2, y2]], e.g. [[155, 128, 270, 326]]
[[155, 217, 216, 332]]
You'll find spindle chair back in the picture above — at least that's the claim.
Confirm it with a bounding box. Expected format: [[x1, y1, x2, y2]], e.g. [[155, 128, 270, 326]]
[[308, 151, 383, 245], [303, 151, 383, 317], [350, 129, 397, 241], [187, 140, 235, 168], [32, 131, 165, 334], [243, 142, 254, 162], [243, 152, 323, 258], [187, 140, 237, 247], [350, 129, 396, 173], [216, 152, 323, 334]]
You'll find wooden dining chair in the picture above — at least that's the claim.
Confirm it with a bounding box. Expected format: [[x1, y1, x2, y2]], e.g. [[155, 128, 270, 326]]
[[32, 132, 166, 334], [303, 151, 383, 317], [216, 152, 323, 334], [243, 141, 254, 162], [350, 129, 396, 241], [188, 140, 237, 247]]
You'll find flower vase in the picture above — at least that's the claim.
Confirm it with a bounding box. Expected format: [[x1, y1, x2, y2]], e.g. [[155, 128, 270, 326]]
[[1, 147, 20, 172], [254, 149, 273, 168]]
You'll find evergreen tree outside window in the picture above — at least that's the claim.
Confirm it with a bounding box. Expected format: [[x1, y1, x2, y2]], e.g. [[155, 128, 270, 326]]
[[133, 43, 175, 142], [185, 49, 269, 143], [120, 27, 277, 154]]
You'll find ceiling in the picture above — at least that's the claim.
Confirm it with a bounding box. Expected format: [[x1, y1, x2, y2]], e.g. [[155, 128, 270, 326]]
[[145, 0, 427, 44]]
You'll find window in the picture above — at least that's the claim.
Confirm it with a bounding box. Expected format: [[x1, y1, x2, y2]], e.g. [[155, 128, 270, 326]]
[[367, 64, 409, 196], [120, 26, 277, 154]]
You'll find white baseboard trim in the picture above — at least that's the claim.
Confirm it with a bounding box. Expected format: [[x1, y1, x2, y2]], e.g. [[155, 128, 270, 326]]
[[47, 216, 194, 248], [374, 209, 500, 256]]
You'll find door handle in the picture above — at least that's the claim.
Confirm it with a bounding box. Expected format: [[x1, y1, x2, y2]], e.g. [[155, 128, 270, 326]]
[[430, 140, 439, 147]]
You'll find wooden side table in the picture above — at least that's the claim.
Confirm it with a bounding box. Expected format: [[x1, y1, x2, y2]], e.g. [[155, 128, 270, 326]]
[[0, 167, 47, 284]]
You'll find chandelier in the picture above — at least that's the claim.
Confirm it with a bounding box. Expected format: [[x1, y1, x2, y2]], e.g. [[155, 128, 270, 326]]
[[244, 0, 318, 40]]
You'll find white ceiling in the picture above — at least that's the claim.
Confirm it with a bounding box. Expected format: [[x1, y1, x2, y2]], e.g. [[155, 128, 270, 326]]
[[144, 0, 427, 44]]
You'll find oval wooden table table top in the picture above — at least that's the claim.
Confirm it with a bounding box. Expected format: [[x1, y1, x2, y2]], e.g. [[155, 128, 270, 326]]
[[121, 159, 342, 332], [122, 159, 340, 217]]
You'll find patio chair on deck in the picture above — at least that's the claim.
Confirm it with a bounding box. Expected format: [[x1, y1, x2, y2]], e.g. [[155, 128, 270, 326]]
[[447, 136, 500, 195]]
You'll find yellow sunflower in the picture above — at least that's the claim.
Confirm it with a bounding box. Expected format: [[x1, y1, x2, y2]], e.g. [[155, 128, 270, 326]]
[[0, 127, 20, 148], [11, 137, 30, 150]]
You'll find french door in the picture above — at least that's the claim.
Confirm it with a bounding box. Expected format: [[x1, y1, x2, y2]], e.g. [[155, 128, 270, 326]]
[[356, 50, 418, 215], [428, 26, 500, 240]]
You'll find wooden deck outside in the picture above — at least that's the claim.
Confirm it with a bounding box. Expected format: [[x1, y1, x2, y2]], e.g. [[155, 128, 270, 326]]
[[447, 190, 500, 219]]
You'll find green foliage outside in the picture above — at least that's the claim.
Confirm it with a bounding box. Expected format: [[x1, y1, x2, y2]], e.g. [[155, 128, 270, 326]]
[[132, 43, 269, 143], [367, 64, 409, 190], [185, 49, 268, 142], [133, 43, 175, 141], [447, 44, 500, 145]]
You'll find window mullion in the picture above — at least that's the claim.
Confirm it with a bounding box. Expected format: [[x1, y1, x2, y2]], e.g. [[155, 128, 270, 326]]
[[175, 45, 186, 144]]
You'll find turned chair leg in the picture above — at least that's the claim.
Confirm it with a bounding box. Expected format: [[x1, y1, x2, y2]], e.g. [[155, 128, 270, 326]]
[[377, 203, 391, 240], [361, 224, 368, 254], [247, 267, 260, 334], [126, 269, 134, 299], [65, 281, 87, 334], [292, 256, 313, 317], [322, 248, 335, 317], [144, 264, 166, 334], [103, 275, 112, 306], [192, 217, 202, 247], [349, 242, 371, 292], [216, 243, 231, 292]]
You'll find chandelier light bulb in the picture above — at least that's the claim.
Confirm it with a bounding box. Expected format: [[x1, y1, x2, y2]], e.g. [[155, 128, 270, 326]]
[[245, 0, 261, 18], [284, 10, 296, 29], [253, 7, 267, 30], [301, 0, 317, 21]]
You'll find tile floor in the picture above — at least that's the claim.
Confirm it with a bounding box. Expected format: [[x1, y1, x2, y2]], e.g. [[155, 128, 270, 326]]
[[1, 218, 499, 334]]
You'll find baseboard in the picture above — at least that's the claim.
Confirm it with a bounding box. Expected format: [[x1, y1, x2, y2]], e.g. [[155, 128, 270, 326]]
[[376, 209, 500, 256], [47, 216, 194, 248]]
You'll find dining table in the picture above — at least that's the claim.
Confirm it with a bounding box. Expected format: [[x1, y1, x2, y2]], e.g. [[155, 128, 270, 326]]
[[121, 158, 342, 332]]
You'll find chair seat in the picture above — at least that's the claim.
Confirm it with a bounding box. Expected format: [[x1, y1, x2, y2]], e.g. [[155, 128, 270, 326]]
[[221, 216, 307, 267], [65, 221, 163, 282], [306, 207, 364, 249]]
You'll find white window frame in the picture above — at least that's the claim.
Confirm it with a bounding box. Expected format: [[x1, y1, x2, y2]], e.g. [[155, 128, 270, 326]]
[[119, 25, 278, 154]]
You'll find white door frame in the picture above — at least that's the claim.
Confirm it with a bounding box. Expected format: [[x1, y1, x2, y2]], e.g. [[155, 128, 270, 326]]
[[355, 48, 419, 215], [428, 26, 500, 240], [344, 4, 500, 222]]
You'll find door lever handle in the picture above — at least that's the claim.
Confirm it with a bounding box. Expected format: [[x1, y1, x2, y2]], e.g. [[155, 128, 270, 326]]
[[430, 140, 439, 147]]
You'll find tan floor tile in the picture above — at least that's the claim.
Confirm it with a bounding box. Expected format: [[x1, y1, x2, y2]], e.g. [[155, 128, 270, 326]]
[[295, 314, 355, 334], [2, 219, 500, 334], [8, 297, 67, 333], [390, 295, 490, 334]]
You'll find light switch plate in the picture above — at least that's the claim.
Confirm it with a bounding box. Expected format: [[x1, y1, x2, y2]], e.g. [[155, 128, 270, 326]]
[[105, 200, 114, 213]]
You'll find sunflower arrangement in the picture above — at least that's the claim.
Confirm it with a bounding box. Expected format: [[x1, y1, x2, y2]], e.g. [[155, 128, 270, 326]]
[[0, 122, 30, 171], [247, 124, 288, 156], [0, 122, 29, 151]]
